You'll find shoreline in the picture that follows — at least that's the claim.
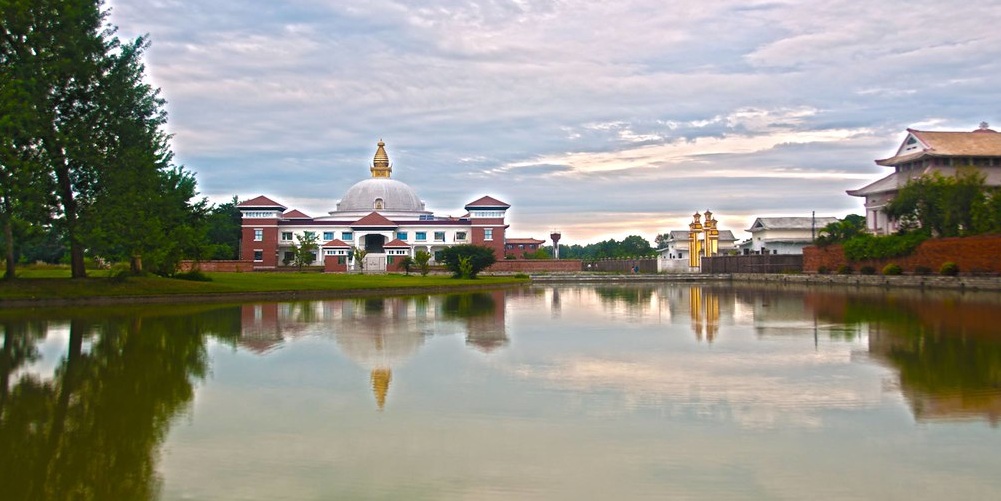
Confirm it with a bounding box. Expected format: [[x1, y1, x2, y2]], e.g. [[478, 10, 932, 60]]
[[4, 272, 1000, 308]]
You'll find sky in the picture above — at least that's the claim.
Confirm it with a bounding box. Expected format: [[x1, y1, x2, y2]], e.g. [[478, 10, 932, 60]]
[[106, 0, 1001, 245]]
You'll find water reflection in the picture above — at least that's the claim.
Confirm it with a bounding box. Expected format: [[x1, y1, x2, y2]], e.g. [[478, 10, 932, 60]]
[[0, 305, 240, 501], [238, 291, 506, 409]]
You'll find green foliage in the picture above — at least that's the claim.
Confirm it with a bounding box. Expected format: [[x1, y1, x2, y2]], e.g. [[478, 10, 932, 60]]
[[292, 233, 319, 271], [886, 168, 1001, 237], [439, 244, 497, 279], [837, 264, 854, 275], [523, 248, 551, 259], [842, 233, 927, 261], [548, 235, 656, 260], [173, 270, 212, 282], [940, 262, 959, 276], [204, 196, 242, 260], [398, 256, 415, 275], [353, 247, 368, 270], [882, 263, 902, 276], [816, 214, 867, 246], [414, 250, 432, 276], [859, 265, 876, 275]]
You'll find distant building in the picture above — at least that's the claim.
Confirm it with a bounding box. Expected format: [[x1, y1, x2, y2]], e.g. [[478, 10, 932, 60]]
[[238, 141, 538, 271], [504, 238, 546, 257], [848, 123, 1001, 235], [742, 217, 837, 255], [656, 229, 738, 273]]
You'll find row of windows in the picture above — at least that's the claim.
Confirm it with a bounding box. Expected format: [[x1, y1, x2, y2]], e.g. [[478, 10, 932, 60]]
[[273, 230, 476, 242], [243, 211, 279, 219], [470, 210, 505, 218]]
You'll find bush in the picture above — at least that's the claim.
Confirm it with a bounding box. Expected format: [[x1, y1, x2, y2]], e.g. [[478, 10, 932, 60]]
[[914, 266, 932, 276], [860, 265, 877, 275], [513, 273, 529, 279], [173, 270, 212, 282], [816, 266, 830, 275], [439, 244, 497, 279], [837, 264, 854, 275], [881, 263, 902, 276], [842, 233, 927, 261], [940, 262, 959, 276]]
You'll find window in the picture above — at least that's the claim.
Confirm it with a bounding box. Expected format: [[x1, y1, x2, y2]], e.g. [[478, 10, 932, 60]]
[[471, 210, 505, 218], [303, 231, 315, 239], [374, 198, 384, 209], [396, 231, 408, 240], [484, 228, 493, 241], [243, 211, 278, 218], [253, 250, 263, 262], [342, 232, 353, 240], [337, 256, 346, 264], [434, 231, 446, 242], [455, 231, 467, 241], [323, 232, 334, 241], [281, 232, 293, 241], [283, 251, 295, 263], [324, 249, 335, 256], [387, 256, 394, 264], [415, 232, 427, 241], [254, 229, 263, 241]]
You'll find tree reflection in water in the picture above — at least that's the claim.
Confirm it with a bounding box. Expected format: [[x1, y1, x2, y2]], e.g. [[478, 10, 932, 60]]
[[0, 306, 241, 501]]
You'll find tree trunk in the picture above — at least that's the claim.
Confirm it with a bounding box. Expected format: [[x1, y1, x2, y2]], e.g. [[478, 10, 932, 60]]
[[45, 138, 87, 278], [2, 209, 14, 281], [130, 254, 142, 274]]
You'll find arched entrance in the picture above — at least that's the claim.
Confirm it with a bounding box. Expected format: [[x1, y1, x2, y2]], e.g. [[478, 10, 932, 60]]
[[364, 234, 386, 253]]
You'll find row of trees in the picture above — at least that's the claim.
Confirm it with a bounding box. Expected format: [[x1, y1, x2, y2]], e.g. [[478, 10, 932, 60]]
[[885, 168, 1001, 237], [1, 0, 222, 279], [547, 235, 656, 260]]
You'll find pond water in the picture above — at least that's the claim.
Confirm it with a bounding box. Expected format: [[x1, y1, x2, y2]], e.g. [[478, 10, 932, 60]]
[[2, 283, 1001, 500]]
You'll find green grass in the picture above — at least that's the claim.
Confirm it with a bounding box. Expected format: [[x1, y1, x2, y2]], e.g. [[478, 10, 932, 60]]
[[1, 267, 529, 301]]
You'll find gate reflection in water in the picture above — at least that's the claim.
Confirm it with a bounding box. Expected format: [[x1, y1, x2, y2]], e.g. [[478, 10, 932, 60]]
[[2, 285, 1000, 501]]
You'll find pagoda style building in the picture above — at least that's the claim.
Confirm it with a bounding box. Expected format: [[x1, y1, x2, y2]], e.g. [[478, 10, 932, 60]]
[[848, 124, 1001, 235]]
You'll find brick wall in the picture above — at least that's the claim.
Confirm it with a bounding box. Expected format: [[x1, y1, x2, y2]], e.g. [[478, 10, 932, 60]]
[[803, 235, 1001, 274], [179, 260, 255, 272], [487, 259, 583, 273]]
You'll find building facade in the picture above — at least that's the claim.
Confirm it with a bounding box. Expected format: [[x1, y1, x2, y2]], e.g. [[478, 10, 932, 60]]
[[742, 217, 837, 255], [848, 124, 1001, 235], [239, 141, 533, 271]]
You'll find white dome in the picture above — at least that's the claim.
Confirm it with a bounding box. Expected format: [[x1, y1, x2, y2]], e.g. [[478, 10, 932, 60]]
[[336, 178, 425, 213]]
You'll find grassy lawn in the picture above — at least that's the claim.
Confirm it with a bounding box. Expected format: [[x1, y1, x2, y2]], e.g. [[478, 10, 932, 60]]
[[1, 267, 529, 301]]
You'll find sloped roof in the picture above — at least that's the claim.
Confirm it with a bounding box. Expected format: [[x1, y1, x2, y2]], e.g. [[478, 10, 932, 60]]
[[506, 238, 545, 244], [748, 217, 838, 232], [321, 239, 351, 248], [664, 230, 738, 242], [848, 165, 1001, 197], [238, 195, 285, 209], [351, 212, 398, 227], [465, 196, 510, 209], [282, 209, 311, 219], [384, 238, 410, 248], [877, 128, 1001, 166]]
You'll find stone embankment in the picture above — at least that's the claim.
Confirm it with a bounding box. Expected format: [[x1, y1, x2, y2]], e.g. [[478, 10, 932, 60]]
[[529, 272, 1001, 292]]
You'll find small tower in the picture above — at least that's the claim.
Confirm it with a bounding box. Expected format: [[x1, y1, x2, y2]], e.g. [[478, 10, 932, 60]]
[[550, 230, 561, 259]]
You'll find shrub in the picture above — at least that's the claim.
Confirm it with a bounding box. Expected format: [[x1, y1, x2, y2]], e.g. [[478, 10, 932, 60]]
[[860, 265, 877, 275], [414, 250, 432, 276], [940, 262, 959, 276], [842, 233, 927, 261], [174, 270, 212, 282], [837, 264, 854, 275], [914, 266, 932, 276], [881, 263, 902, 276], [513, 273, 529, 279], [816, 266, 830, 275], [439, 245, 497, 279]]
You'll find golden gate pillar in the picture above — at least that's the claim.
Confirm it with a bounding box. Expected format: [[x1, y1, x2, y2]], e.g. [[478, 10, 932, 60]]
[[688, 212, 703, 268]]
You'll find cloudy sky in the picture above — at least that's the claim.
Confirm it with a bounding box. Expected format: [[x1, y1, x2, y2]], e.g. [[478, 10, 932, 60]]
[[107, 0, 1001, 244]]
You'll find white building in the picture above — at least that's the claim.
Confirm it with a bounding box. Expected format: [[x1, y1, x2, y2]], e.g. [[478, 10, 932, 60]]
[[742, 217, 837, 255], [848, 124, 1001, 235]]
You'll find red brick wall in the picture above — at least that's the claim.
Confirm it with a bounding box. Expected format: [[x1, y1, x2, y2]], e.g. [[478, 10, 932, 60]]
[[487, 259, 582, 273], [179, 260, 255, 272], [804, 235, 1001, 274], [240, 219, 279, 267], [323, 255, 349, 272]]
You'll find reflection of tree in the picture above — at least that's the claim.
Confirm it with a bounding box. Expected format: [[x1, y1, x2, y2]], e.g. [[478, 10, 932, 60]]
[[594, 286, 655, 307], [442, 293, 496, 319], [815, 293, 1001, 425], [0, 305, 239, 500]]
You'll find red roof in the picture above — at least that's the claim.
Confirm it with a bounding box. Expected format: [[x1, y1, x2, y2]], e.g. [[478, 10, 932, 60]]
[[282, 209, 311, 219], [465, 196, 510, 209], [384, 238, 409, 248], [506, 238, 545, 245], [351, 212, 398, 227], [238, 195, 285, 209], [321, 239, 351, 248]]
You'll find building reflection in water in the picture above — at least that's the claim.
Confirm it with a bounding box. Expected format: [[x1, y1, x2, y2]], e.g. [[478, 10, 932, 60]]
[[238, 291, 507, 410]]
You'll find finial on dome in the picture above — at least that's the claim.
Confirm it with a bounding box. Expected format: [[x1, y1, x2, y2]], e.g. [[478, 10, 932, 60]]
[[371, 139, 392, 178]]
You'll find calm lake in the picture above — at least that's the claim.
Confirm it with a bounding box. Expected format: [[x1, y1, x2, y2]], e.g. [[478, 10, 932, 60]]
[[3, 283, 1001, 500]]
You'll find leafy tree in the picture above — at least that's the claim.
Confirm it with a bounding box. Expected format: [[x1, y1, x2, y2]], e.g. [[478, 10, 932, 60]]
[[816, 214, 867, 245], [885, 169, 990, 237], [398, 255, 415, 275], [439, 244, 496, 278], [353, 247, 368, 271], [654, 233, 671, 249], [414, 249, 432, 276], [292, 232, 319, 271], [204, 196, 242, 260]]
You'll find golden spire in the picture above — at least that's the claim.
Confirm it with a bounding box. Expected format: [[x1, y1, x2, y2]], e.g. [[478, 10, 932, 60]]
[[371, 139, 392, 178], [371, 367, 392, 410]]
